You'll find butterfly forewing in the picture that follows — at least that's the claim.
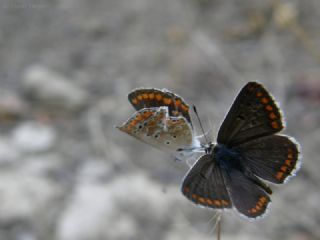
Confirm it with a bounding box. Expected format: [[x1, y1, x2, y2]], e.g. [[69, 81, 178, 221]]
[[234, 135, 300, 183], [217, 82, 284, 146], [128, 88, 192, 126], [181, 154, 232, 209]]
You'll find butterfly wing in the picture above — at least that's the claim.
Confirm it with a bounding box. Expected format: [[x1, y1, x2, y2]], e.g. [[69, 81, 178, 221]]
[[234, 135, 301, 184], [117, 107, 194, 152], [223, 169, 271, 219], [128, 88, 192, 126], [217, 82, 284, 146], [181, 154, 232, 209]]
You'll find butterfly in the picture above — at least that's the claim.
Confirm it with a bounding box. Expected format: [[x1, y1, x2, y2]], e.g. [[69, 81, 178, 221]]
[[117, 88, 200, 153], [181, 82, 301, 219]]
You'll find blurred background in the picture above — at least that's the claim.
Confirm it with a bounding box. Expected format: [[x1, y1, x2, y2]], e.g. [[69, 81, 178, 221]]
[[0, 0, 319, 239]]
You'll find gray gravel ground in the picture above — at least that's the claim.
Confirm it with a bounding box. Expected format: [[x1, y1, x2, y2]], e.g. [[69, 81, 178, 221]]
[[0, 0, 319, 239]]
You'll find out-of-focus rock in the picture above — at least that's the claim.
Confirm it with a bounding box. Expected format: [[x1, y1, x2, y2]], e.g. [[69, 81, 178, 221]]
[[0, 137, 21, 164], [22, 154, 64, 178], [0, 89, 28, 124], [0, 171, 61, 223], [56, 170, 181, 240], [11, 121, 56, 153], [23, 65, 89, 112]]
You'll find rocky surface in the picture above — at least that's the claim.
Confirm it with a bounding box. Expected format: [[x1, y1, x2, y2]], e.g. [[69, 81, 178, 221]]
[[0, 0, 319, 239]]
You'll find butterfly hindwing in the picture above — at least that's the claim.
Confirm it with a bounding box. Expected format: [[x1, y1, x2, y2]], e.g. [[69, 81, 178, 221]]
[[128, 88, 192, 126], [223, 169, 271, 218], [217, 82, 284, 146], [181, 154, 232, 209], [117, 107, 194, 152], [234, 135, 301, 184]]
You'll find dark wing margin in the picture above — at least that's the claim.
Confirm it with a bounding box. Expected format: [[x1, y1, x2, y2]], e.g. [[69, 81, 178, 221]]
[[235, 135, 301, 184], [128, 88, 192, 125], [181, 154, 232, 209], [217, 82, 284, 146]]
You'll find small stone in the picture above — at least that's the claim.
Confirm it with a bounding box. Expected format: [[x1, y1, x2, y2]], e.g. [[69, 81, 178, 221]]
[[0, 89, 28, 124], [0, 171, 61, 222], [23, 65, 89, 112], [11, 121, 56, 153], [0, 137, 21, 164]]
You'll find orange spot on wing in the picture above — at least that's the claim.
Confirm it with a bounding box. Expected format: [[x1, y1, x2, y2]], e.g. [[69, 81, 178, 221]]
[[180, 104, 189, 112], [265, 105, 273, 111], [256, 92, 263, 97], [260, 197, 267, 203], [137, 95, 143, 100], [281, 166, 288, 172], [163, 98, 172, 105], [135, 114, 143, 121], [184, 187, 190, 193], [198, 197, 206, 204], [174, 99, 181, 107], [142, 111, 153, 119], [249, 208, 257, 214], [191, 194, 198, 200], [131, 98, 138, 105], [276, 171, 284, 180], [214, 200, 221, 206], [131, 119, 138, 125], [255, 205, 262, 211], [288, 153, 293, 159], [221, 200, 229, 206], [269, 112, 277, 120], [271, 121, 279, 129], [261, 97, 269, 104], [206, 199, 213, 205], [285, 159, 292, 166], [156, 94, 162, 101], [149, 93, 155, 99], [142, 93, 148, 99], [248, 196, 268, 214]]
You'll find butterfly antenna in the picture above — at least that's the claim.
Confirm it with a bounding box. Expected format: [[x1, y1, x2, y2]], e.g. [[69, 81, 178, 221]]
[[193, 105, 209, 144]]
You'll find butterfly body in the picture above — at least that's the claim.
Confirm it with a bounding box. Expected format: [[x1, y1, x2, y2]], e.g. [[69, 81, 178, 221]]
[[212, 144, 243, 171]]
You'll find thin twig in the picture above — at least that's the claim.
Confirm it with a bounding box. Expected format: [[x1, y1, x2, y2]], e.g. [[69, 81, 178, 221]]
[[216, 214, 221, 240]]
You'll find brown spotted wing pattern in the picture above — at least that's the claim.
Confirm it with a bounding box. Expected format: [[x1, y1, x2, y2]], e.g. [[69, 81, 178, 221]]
[[117, 106, 194, 152], [217, 82, 284, 146], [181, 154, 232, 209], [128, 88, 192, 126]]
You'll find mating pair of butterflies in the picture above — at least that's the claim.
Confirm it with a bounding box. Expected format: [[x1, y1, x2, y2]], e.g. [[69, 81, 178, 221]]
[[117, 82, 301, 219]]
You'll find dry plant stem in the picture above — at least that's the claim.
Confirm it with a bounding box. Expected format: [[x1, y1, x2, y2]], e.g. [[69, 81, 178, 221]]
[[217, 216, 221, 240]]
